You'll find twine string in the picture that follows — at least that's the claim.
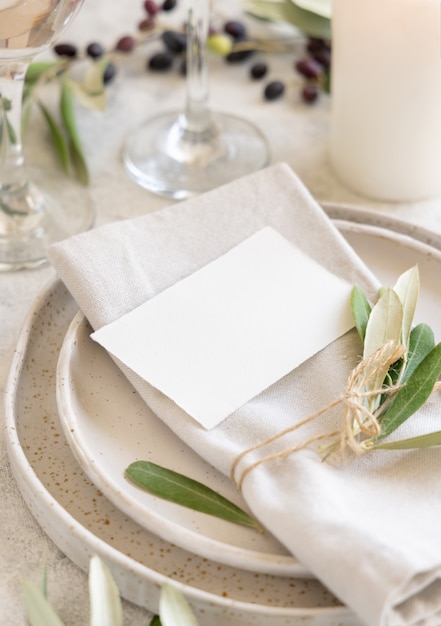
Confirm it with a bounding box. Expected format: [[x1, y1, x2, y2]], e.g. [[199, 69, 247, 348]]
[[231, 341, 407, 490]]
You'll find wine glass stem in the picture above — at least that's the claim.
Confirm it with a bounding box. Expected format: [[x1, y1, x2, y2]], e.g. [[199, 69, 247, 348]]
[[0, 62, 28, 205], [183, 0, 213, 134]]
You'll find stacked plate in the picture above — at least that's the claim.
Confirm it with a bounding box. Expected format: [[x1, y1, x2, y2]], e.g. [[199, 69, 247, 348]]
[[6, 205, 441, 625]]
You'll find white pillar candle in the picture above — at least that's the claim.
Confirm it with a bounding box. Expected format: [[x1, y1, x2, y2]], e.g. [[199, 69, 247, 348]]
[[329, 0, 441, 202]]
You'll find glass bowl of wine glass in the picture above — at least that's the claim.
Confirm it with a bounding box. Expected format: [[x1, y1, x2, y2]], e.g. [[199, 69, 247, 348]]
[[123, 0, 270, 200], [0, 0, 94, 271]]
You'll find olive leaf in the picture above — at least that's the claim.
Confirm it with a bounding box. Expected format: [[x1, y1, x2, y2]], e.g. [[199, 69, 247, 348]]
[[0, 96, 17, 145], [401, 323, 435, 383], [244, 0, 331, 39], [21, 96, 34, 138], [159, 584, 199, 626], [60, 81, 89, 185], [383, 323, 435, 393], [38, 102, 71, 174], [363, 287, 403, 360], [25, 61, 60, 86], [350, 285, 371, 341], [23, 62, 91, 185], [393, 265, 419, 347], [370, 342, 441, 443], [290, 0, 331, 19], [150, 616, 162, 626], [369, 430, 441, 451], [5, 116, 17, 144], [361, 288, 403, 404], [69, 60, 108, 112], [89, 555, 123, 626], [126, 461, 261, 530], [22, 580, 66, 626]]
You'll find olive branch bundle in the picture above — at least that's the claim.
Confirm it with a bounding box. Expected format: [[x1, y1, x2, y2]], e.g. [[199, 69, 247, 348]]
[[231, 266, 441, 488], [325, 264, 441, 456]]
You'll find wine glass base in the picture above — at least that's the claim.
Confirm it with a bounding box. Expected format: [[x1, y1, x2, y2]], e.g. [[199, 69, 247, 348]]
[[123, 111, 270, 200], [0, 168, 95, 272]]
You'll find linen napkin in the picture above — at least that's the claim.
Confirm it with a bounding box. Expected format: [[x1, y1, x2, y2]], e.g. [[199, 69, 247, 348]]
[[49, 163, 441, 626]]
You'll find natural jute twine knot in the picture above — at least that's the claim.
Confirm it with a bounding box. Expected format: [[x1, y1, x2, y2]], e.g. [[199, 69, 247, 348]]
[[231, 341, 408, 490]]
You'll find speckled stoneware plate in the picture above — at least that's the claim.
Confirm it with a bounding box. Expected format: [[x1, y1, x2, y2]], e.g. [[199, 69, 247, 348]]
[[55, 205, 441, 579], [6, 207, 441, 625], [56, 313, 304, 578], [4, 276, 356, 626]]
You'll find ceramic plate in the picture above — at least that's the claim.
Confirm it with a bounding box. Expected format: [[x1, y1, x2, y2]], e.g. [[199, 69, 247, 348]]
[[55, 206, 441, 580], [4, 277, 356, 626], [56, 310, 304, 577]]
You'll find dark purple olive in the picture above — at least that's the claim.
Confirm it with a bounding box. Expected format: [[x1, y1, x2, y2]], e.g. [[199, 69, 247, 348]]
[[295, 57, 323, 80], [144, 0, 159, 16], [115, 35, 136, 53], [250, 61, 268, 80], [302, 83, 319, 103], [224, 20, 247, 41], [264, 80, 285, 101], [225, 48, 255, 63], [86, 42, 104, 59], [103, 61, 117, 84], [147, 51, 174, 71], [162, 0, 177, 11], [162, 30, 187, 54], [53, 43, 78, 58]]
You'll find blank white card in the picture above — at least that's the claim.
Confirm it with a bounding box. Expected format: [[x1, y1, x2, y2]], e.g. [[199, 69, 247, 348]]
[[92, 227, 354, 429]]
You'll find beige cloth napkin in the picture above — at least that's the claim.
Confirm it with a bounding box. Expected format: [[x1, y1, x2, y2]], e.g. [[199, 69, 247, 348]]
[[49, 163, 441, 626]]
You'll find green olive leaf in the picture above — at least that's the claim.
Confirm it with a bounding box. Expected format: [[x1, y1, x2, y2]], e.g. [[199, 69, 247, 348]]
[[393, 265, 419, 347], [374, 343, 441, 442], [40, 563, 48, 598], [350, 285, 371, 341], [322, 69, 331, 93], [60, 81, 89, 185], [290, 0, 331, 19], [244, 0, 331, 39], [159, 584, 199, 626], [369, 430, 441, 451], [1, 95, 12, 112], [401, 323, 435, 383], [38, 102, 71, 174], [150, 616, 162, 626], [22, 580, 66, 626], [21, 96, 34, 138], [5, 116, 17, 144], [25, 61, 60, 86], [125, 461, 262, 531]]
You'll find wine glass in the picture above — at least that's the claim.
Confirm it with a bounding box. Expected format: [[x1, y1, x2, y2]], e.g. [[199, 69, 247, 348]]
[[123, 0, 269, 200], [0, 0, 94, 271]]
